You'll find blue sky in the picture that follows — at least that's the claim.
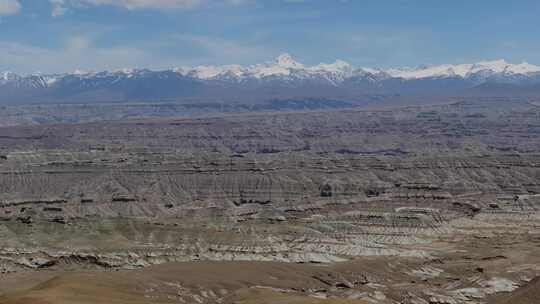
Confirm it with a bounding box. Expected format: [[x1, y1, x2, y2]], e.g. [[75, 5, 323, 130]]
[[1, 0, 540, 74]]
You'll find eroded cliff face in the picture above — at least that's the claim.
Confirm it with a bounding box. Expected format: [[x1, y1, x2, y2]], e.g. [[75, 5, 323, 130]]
[[0, 152, 538, 219], [1, 101, 540, 304], [0, 100, 539, 219], [1, 100, 540, 154]]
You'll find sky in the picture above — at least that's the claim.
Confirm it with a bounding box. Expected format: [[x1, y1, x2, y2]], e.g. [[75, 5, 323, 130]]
[[1, 0, 540, 74]]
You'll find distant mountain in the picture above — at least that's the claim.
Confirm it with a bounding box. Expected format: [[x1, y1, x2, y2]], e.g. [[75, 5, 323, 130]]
[[386, 59, 540, 80], [1, 55, 540, 105]]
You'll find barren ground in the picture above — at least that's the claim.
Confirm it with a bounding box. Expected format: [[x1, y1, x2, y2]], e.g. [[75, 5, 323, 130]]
[[1, 100, 540, 303]]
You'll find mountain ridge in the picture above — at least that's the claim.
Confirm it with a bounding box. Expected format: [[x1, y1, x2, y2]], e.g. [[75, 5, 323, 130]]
[[4, 54, 540, 81], [1, 54, 540, 105]]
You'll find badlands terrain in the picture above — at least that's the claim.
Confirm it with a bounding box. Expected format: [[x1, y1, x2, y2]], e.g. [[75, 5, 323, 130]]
[[1, 99, 540, 303]]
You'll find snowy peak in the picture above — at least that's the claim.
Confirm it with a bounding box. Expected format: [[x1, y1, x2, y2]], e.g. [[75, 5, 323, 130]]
[[469, 59, 531, 75], [312, 60, 352, 73], [275, 53, 304, 69], [2, 71, 19, 82], [172, 54, 368, 80], [472, 59, 510, 73], [387, 59, 540, 80], [175, 65, 246, 79], [172, 55, 381, 81]]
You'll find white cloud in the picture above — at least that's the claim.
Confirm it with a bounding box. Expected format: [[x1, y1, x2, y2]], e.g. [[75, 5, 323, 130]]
[[0, 33, 273, 74], [50, 0, 68, 17], [50, 0, 203, 17], [53, 0, 269, 13], [71, 0, 203, 10], [0, 0, 21, 16], [0, 36, 159, 74]]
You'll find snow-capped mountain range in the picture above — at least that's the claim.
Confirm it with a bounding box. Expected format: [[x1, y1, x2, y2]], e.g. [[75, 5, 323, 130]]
[[172, 54, 361, 82], [387, 59, 540, 79], [169, 54, 540, 81], [1, 54, 540, 104], [150, 54, 540, 82]]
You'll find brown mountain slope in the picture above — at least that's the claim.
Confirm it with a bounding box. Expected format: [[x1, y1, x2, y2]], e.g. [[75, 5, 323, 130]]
[[492, 277, 540, 304], [0, 262, 369, 304]]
